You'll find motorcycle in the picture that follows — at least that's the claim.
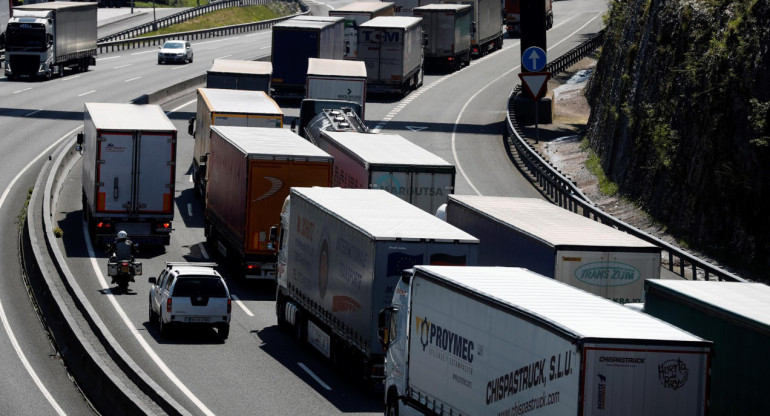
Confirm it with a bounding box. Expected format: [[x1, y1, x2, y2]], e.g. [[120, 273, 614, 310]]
[[107, 256, 142, 292]]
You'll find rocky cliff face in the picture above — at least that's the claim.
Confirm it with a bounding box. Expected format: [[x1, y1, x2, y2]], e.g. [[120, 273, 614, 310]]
[[585, 0, 770, 278]]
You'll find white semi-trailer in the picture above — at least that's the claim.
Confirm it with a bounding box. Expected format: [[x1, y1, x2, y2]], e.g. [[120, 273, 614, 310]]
[[380, 266, 712, 416]]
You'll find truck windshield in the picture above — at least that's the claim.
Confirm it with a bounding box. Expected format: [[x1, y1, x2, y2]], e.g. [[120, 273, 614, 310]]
[[5, 23, 47, 51]]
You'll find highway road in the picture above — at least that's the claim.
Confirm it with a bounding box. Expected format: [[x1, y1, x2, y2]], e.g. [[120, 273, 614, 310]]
[[0, 0, 606, 414]]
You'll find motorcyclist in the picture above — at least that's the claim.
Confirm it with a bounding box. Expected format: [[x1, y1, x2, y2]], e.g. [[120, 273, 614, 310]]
[[107, 230, 138, 261]]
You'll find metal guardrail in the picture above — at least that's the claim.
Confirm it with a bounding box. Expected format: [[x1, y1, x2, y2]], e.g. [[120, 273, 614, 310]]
[[98, 0, 272, 43], [97, 0, 309, 53], [505, 31, 746, 283]]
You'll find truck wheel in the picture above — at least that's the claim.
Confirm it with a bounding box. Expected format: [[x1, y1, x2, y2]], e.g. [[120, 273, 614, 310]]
[[386, 395, 399, 416], [276, 298, 288, 330]]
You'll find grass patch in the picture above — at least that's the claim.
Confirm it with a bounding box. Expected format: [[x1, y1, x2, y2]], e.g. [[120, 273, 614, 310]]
[[134, 0, 211, 8], [17, 187, 33, 227], [582, 139, 619, 196], [140, 3, 297, 36]]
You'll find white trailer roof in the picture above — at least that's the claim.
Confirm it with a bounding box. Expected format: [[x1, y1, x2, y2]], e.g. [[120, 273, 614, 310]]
[[294, 188, 478, 243], [208, 59, 272, 76], [331, 1, 395, 13], [449, 195, 657, 250], [292, 15, 344, 24], [273, 18, 336, 30], [15, 1, 97, 11], [85, 103, 176, 131], [307, 58, 367, 78], [360, 16, 422, 29], [414, 4, 471, 12], [646, 280, 770, 329], [210, 126, 333, 161], [417, 265, 708, 343], [322, 131, 453, 168], [198, 88, 283, 116]]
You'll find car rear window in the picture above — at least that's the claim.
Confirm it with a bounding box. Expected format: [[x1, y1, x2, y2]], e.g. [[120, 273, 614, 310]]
[[172, 277, 227, 297]]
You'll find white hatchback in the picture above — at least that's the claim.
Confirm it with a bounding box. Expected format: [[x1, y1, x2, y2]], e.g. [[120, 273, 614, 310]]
[[149, 262, 231, 340]]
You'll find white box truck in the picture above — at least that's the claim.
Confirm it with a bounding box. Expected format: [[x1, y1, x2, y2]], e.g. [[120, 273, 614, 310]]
[[79, 103, 177, 246], [379, 266, 712, 416], [413, 4, 472, 70], [443, 0, 504, 57], [274, 187, 478, 382], [328, 1, 395, 59], [314, 131, 455, 214], [357, 16, 424, 96], [305, 58, 367, 118], [443, 195, 661, 303], [188, 88, 283, 198], [5, 2, 97, 79], [206, 59, 272, 92]]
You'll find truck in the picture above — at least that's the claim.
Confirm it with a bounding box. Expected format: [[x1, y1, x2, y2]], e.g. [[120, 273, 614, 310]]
[[442, 0, 503, 57], [504, 0, 553, 35], [0, 0, 10, 50], [4, 2, 97, 80], [379, 265, 712, 416], [313, 131, 455, 214], [390, 0, 439, 16], [305, 58, 367, 118], [643, 280, 770, 415], [291, 15, 346, 60], [270, 18, 342, 97], [79, 103, 177, 246], [413, 4, 472, 71], [442, 195, 661, 303], [188, 88, 283, 199], [328, 2, 395, 59], [357, 16, 424, 96], [294, 99, 366, 141], [206, 126, 333, 279], [206, 59, 273, 93], [274, 187, 479, 382]]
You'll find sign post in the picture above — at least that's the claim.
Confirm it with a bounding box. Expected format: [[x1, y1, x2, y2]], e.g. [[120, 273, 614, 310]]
[[519, 47, 550, 143]]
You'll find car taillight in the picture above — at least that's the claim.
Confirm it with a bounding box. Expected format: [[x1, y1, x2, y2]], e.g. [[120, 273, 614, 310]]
[[227, 297, 232, 314], [166, 298, 172, 313], [155, 222, 172, 232], [245, 264, 260, 271]]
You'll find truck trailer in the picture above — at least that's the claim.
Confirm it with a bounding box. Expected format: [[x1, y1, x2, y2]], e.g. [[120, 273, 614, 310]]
[[206, 126, 333, 279], [305, 58, 367, 118], [442, 0, 503, 57], [5, 2, 97, 80], [443, 195, 661, 303], [314, 131, 455, 214], [504, 0, 553, 35], [413, 4, 472, 71], [328, 1, 395, 59], [188, 88, 283, 199], [80, 103, 177, 246], [270, 18, 342, 97], [644, 280, 770, 416], [291, 15, 346, 60], [380, 266, 712, 416], [206, 59, 273, 92], [274, 187, 478, 382], [303, 105, 369, 142], [357, 16, 424, 96]]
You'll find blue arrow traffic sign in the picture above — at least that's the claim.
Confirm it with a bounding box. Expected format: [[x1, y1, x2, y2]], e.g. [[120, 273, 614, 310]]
[[522, 46, 547, 72]]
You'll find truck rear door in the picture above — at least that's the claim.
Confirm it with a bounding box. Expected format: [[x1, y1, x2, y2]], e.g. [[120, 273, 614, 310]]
[[136, 132, 175, 214], [359, 26, 382, 81], [557, 251, 656, 304], [410, 171, 453, 214], [97, 132, 134, 213]]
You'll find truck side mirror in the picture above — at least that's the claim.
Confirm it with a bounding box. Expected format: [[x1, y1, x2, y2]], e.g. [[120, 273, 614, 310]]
[[188, 117, 195, 136], [199, 154, 208, 163], [377, 306, 397, 348], [76, 132, 84, 145], [269, 225, 278, 243], [147, 277, 156, 284], [472, 21, 477, 34], [290, 119, 297, 133], [345, 40, 350, 55], [423, 33, 428, 47]]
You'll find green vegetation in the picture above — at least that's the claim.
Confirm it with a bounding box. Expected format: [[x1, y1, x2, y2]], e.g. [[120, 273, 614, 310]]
[[134, 0, 211, 8], [581, 138, 619, 197], [140, 2, 298, 36], [17, 187, 33, 227]]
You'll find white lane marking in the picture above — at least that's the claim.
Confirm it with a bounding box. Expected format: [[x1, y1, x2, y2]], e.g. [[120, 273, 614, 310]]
[[78, 90, 96, 97], [113, 64, 133, 69], [13, 87, 32, 94], [96, 55, 122, 61], [131, 50, 157, 56], [187, 203, 193, 217], [259, 46, 270, 50], [60, 75, 80, 81], [199, 243, 210, 260], [171, 66, 187, 70], [298, 363, 332, 390], [216, 54, 232, 60], [25, 109, 42, 117], [124, 76, 142, 83], [0, 125, 80, 416], [168, 99, 197, 114], [230, 295, 254, 317], [84, 223, 216, 416], [194, 37, 240, 46], [188, 175, 193, 183]]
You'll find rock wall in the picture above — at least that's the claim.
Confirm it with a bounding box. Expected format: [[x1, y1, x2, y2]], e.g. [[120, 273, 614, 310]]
[[585, 0, 770, 278]]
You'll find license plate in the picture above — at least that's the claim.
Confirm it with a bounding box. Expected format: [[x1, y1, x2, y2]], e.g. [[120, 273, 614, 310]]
[[121, 265, 131, 273], [187, 317, 208, 323]]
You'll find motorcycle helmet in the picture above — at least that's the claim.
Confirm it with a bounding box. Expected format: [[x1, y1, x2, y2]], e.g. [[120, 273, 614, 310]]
[[117, 230, 128, 240]]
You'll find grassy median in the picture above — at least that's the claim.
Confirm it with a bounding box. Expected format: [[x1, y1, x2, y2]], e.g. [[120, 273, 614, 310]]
[[140, 2, 299, 36]]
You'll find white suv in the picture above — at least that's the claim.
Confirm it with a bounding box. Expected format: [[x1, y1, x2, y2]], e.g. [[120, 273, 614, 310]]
[[149, 262, 231, 340]]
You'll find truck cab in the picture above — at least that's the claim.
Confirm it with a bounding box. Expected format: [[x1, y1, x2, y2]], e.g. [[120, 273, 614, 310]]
[[379, 270, 412, 414]]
